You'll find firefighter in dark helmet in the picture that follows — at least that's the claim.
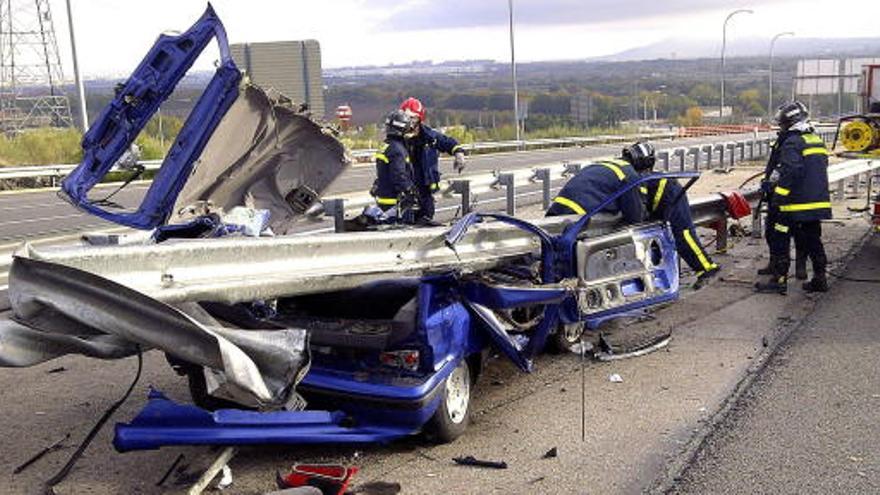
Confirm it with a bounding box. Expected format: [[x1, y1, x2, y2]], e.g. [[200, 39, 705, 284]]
[[755, 100, 831, 294]]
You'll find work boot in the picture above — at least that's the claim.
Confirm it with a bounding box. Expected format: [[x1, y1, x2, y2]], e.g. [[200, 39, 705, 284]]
[[794, 255, 808, 280], [693, 265, 721, 290], [755, 275, 788, 295], [802, 276, 829, 293], [757, 257, 777, 276], [803, 257, 828, 292]]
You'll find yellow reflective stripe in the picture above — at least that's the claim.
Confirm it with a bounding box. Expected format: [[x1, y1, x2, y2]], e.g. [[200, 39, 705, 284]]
[[652, 178, 668, 212], [430, 182, 440, 191], [553, 196, 586, 215], [682, 229, 713, 271], [774, 223, 790, 233], [596, 162, 626, 181], [639, 186, 648, 194], [802, 147, 829, 156], [779, 201, 832, 212], [451, 144, 463, 153], [802, 134, 824, 145], [603, 158, 630, 167], [375, 153, 389, 164], [774, 186, 790, 196], [376, 197, 398, 205]]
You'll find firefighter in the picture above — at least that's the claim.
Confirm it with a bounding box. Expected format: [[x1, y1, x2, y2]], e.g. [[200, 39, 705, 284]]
[[756, 101, 831, 294], [758, 137, 810, 281], [400, 97, 466, 225], [636, 143, 721, 289], [545, 143, 646, 225], [371, 109, 419, 223]]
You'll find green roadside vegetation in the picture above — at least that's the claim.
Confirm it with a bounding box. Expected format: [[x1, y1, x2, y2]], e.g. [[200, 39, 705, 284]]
[[0, 114, 184, 167]]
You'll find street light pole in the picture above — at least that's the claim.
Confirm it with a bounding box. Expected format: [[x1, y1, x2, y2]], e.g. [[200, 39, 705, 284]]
[[65, 0, 88, 132], [768, 31, 794, 118], [508, 0, 520, 143], [720, 8, 752, 122]]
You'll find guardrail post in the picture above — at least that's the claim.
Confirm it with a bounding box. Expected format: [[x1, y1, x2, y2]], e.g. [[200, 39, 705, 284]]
[[747, 140, 755, 160], [675, 148, 686, 171], [533, 168, 552, 210], [714, 144, 725, 170], [715, 219, 729, 252], [834, 179, 846, 201], [658, 150, 670, 171], [496, 173, 517, 215], [737, 142, 746, 161], [324, 199, 346, 233], [727, 143, 736, 169], [689, 147, 700, 170], [702, 144, 713, 169], [451, 180, 472, 215], [852, 173, 862, 196]]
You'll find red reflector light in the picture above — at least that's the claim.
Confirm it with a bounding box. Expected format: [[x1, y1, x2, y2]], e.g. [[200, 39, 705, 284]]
[[379, 350, 420, 371]]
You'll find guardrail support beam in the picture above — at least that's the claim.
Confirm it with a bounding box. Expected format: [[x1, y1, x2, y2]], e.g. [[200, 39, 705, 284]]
[[324, 199, 346, 233], [451, 180, 472, 216], [497, 173, 517, 215], [533, 168, 552, 210]]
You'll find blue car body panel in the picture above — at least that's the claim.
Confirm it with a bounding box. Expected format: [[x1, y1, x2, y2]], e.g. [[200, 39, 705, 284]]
[[61, 5, 241, 229]]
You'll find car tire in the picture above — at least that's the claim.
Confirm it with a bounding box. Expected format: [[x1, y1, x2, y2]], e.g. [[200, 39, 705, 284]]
[[425, 359, 471, 443], [546, 321, 585, 354]]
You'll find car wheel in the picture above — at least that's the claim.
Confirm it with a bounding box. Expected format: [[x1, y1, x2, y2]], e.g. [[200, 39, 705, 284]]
[[546, 321, 585, 354], [425, 359, 471, 443]]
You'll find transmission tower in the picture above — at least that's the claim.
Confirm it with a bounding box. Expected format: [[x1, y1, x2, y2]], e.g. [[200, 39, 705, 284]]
[[0, 0, 73, 132]]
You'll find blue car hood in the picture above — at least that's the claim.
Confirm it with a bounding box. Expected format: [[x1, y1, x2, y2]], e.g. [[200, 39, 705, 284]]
[[61, 4, 349, 232]]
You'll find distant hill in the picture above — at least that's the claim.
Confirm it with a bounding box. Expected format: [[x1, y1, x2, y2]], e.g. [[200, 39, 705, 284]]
[[602, 37, 880, 62]]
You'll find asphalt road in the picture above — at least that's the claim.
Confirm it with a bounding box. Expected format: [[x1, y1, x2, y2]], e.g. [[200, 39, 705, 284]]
[[0, 132, 764, 247], [672, 236, 880, 494]]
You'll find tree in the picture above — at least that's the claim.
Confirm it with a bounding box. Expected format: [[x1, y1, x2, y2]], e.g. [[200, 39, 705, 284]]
[[737, 89, 765, 117], [678, 107, 704, 127]]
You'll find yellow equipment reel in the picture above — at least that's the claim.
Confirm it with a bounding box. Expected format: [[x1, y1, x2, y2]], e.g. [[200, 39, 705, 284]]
[[841, 119, 879, 152]]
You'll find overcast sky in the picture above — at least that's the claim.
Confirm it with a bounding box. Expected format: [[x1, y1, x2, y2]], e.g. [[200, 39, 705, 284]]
[[46, 0, 880, 77]]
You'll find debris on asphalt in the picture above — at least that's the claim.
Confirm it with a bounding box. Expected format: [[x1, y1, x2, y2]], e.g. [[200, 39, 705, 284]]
[[155, 453, 185, 487], [528, 476, 546, 484], [452, 456, 508, 469], [762, 336, 769, 347], [47, 366, 66, 374], [12, 432, 70, 475], [187, 446, 237, 495], [217, 465, 233, 490], [277, 464, 359, 495], [542, 447, 558, 459], [609, 373, 624, 383], [350, 480, 402, 494]]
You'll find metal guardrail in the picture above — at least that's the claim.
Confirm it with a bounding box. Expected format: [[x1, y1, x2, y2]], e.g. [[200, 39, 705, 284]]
[[321, 130, 818, 225], [17, 156, 878, 305], [0, 132, 679, 182]]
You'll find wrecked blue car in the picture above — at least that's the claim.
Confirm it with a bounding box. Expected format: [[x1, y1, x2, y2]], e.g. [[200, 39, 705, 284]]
[[0, 5, 692, 451]]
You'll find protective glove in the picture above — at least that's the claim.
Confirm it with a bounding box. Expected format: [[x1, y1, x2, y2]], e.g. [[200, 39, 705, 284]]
[[760, 180, 774, 196], [453, 151, 466, 174]]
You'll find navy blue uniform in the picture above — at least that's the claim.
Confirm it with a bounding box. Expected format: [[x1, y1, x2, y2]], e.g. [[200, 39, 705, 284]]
[[765, 130, 831, 279], [546, 158, 645, 224], [407, 124, 462, 220], [643, 177, 717, 276], [372, 136, 415, 212]]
